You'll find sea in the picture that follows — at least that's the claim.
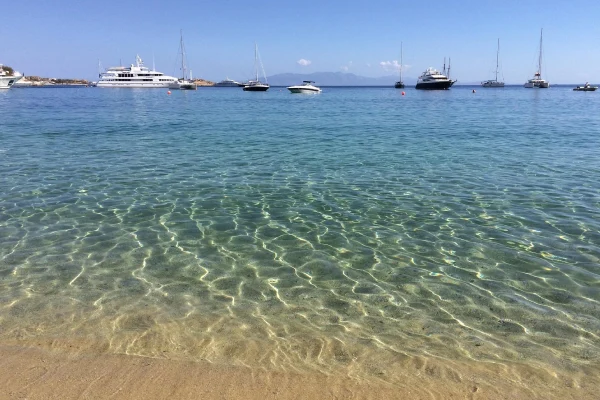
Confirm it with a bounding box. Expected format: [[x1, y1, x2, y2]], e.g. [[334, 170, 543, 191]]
[[1, 86, 599, 393]]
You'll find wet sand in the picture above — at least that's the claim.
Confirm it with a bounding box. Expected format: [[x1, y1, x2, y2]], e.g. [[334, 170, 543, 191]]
[[1, 338, 598, 400]]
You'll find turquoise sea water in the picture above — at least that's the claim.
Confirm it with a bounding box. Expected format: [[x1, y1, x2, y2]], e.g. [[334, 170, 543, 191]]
[[1, 86, 599, 386]]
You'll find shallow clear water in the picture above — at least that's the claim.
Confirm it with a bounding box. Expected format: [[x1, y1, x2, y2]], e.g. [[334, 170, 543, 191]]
[[1, 86, 599, 384]]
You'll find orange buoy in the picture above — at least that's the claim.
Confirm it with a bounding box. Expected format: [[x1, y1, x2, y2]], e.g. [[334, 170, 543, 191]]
[[401, 91, 405, 96], [167, 91, 171, 95]]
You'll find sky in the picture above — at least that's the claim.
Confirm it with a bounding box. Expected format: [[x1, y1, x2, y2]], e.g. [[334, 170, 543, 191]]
[[3, 0, 600, 83]]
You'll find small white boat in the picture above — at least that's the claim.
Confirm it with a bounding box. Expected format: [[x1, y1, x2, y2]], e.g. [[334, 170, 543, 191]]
[[0, 65, 22, 89], [287, 81, 321, 94]]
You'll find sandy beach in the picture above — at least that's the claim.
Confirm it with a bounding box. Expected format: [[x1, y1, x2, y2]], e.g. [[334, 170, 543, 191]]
[[1, 337, 598, 400]]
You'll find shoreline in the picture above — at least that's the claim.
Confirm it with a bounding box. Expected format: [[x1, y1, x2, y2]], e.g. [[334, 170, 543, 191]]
[[1, 337, 598, 400]]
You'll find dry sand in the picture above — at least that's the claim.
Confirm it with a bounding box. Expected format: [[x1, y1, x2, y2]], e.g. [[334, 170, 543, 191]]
[[1, 339, 598, 400]]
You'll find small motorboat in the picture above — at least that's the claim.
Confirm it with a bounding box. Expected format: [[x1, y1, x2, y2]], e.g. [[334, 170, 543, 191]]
[[573, 83, 597, 92], [287, 81, 321, 94]]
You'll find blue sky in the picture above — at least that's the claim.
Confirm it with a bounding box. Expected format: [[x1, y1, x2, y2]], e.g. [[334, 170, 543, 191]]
[[3, 0, 599, 83]]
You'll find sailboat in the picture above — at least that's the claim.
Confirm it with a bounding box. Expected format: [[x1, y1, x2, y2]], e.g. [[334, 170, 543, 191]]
[[481, 39, 504, 87], [394, 42, 405, 89], [170, 30, 197, 90], [524, 29, 549, 88], [242, 43, 269, 92]]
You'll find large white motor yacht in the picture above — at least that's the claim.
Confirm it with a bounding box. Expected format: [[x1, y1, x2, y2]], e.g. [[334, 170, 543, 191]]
[[0, 65, 22, 89], [214, 78, 243, 87], [96, 55, 178, 88], [415, 67, 456, 90], [287, 81, 321, 94]]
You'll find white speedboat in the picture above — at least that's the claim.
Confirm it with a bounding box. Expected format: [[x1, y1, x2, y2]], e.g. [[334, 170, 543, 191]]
[[97, 55, 178, 88], [524, 29, 549, 88], [415, 61, 456, 90], [481, 39, 504, 87], [287, 81, 321, 93], [214, 78, 243, 87], [0, 65, 22, 89]]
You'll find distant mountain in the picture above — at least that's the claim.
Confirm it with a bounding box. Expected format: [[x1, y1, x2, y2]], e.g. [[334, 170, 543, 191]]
[[265, 72, 416, 86]]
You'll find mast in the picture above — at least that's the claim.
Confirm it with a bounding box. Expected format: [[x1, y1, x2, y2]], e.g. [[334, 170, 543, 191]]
[[180, 29, 186, 80], [254, 42, 259, 82], [443, 57, 446, 75], [538, 28, 543, 78], [448, 58, 451, 79], [495, 38, 499, 82], [400, 41, 403, 82]]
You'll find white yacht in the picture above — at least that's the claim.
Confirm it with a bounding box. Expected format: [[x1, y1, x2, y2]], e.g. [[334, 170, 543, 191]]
[[524, 29, 549, 88], [214, 78, 243, 87], [0, 65, 22, 89], [287, 81, 321, 94], [96, 55, 178, 88], [415, 61, 456, 90]]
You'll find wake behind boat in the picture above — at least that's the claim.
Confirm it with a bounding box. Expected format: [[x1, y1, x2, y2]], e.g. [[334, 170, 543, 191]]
[[287, 81, 321, 94], [97, 55, 178, 88]]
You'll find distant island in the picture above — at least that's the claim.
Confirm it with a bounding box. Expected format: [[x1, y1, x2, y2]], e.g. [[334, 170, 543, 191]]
[[264, 72, 406, 86]]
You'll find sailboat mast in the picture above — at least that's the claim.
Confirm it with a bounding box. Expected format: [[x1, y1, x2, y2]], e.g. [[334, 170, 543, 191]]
[[538, 28, 543, 78], [443, 57, 446, 75], [448, 58, 451, 79], [180, 30, 185, 80], [400, 41, 403, 82], [495, 38, 499, 82], [254, 42, 259, 82]]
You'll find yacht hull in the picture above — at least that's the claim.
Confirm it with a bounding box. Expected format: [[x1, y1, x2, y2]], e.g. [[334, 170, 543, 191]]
[[573, 87, 597, 91], [481, 81, 504, 87], [394, 81, 405, 89], [0, 75, 22, 89], [96, 82, 173, 88], [243, 85, 269, 92], [287, 88, 321, 94], [415, 80, 455, 90]]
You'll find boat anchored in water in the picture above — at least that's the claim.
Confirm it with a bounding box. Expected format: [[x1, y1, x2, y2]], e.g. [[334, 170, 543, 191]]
[[482, 39, 504, 87], [573, 82, 597, 92], [287, 81, 321, 94], [415, 59, 456, 90], [524, 29, 549, 88], [394, 42, 405, 89], [214, 78, 243, 87], [97, 55, 178, 88], [0, 65, 22, 89], [243, 43, 269, 92], [169, 30, 197, 90]]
